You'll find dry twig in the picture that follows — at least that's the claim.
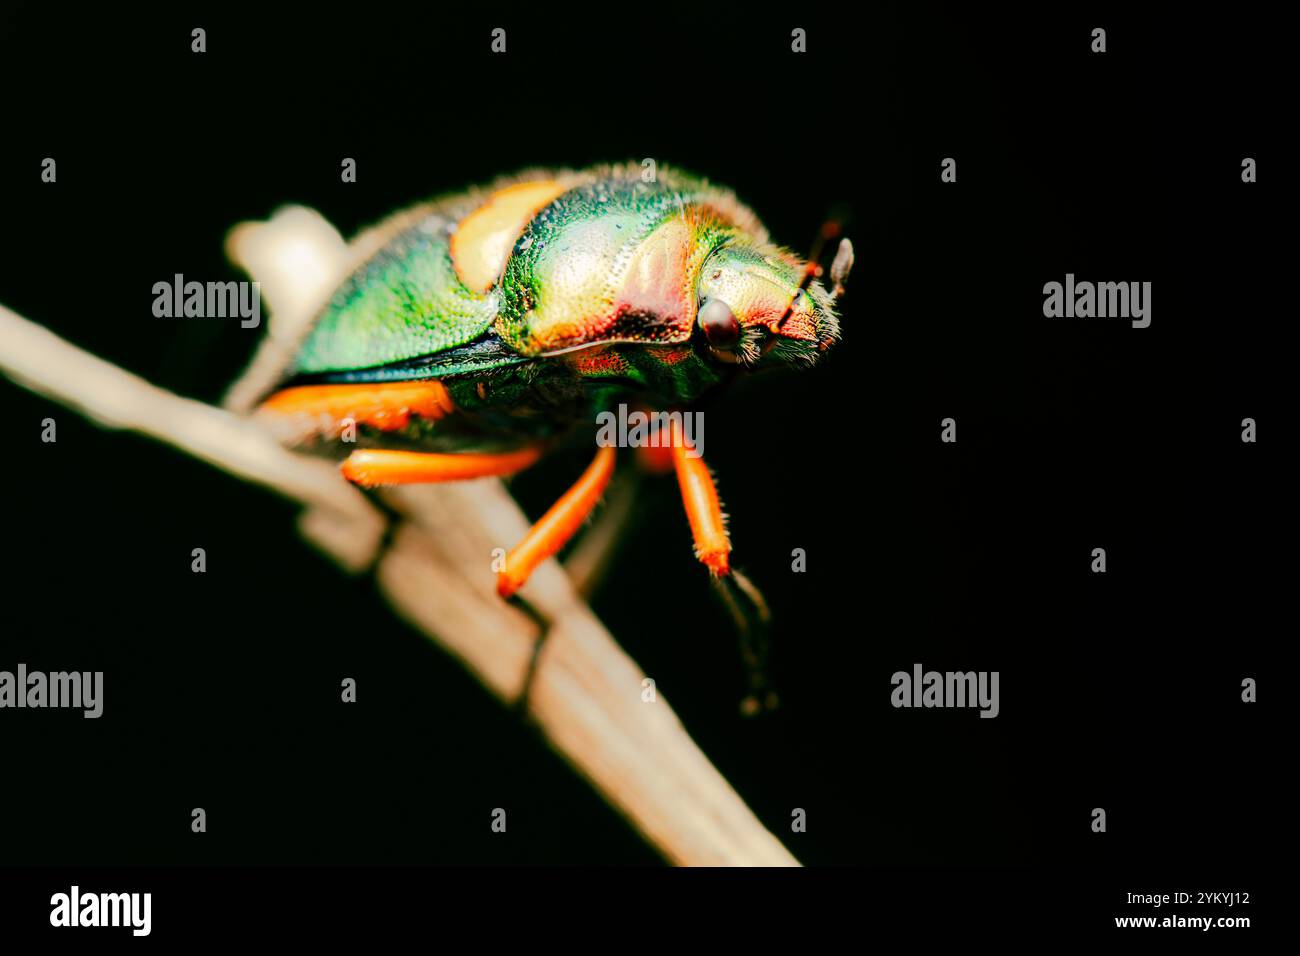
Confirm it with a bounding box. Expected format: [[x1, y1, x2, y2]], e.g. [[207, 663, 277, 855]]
[[0, 206, 798, 866]]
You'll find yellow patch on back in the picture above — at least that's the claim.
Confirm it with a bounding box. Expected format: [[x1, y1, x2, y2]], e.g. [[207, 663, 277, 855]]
[[450, 179, 570, 292]]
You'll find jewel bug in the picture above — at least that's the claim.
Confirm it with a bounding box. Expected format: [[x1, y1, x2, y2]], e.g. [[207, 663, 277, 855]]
[[253, 164, 854, 712]]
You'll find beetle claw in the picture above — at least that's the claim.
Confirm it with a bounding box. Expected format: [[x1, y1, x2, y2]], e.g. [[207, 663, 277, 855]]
[[830, 237, 855, 300]]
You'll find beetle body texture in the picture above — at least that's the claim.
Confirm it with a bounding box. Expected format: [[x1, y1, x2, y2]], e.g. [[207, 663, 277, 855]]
[[254, 163, 852, 666], [258, 164, 843, 457]]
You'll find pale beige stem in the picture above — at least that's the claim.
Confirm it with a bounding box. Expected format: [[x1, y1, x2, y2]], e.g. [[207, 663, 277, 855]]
[[0, 299, 799, 867]]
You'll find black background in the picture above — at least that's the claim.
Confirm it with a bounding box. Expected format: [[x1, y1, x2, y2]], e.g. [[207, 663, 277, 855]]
[[0, 0, 1279, 938]]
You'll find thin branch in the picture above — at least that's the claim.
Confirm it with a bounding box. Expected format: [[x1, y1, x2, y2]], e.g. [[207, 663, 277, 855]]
[[0, 295, 798, 866]]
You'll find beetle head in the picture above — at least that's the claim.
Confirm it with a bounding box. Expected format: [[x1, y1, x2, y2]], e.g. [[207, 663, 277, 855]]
[[693, 237, 852, 369]]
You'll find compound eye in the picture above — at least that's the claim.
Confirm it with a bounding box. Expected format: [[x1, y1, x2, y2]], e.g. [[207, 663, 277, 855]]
[[698, 298, 741, 350]]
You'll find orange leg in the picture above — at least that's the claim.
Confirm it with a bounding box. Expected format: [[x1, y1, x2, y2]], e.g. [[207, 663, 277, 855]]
[[257, 381, 456, 443], [259, 381, 455, 429], [635, 442, 675, 475], [666, 417, 777, 714], [340, 445, 543, 487], [668, 418, 731, 576], [498, 445, 618, 598]]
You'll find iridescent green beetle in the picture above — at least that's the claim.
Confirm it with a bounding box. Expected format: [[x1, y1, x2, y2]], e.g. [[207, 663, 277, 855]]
[[256, 164, 853, 708]]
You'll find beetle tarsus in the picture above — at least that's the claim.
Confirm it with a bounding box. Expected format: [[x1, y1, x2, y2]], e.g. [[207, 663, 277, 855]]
[[830, 237, 855, 300], [506, 592, 552, 720], [711, 569, 779, 717]]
